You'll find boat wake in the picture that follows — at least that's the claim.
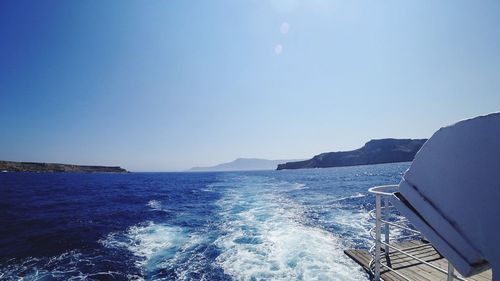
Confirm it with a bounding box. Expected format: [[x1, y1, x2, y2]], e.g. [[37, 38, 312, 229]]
[[0, 164, 409, 280], [213, 175, 368, 281]]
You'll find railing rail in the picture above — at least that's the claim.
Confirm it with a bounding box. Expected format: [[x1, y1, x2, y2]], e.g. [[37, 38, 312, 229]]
[[368, 185, 462, 281]]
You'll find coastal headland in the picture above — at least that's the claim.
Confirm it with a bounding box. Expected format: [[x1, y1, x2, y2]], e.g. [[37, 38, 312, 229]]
[[0, 161, 128, 173], [277, 138, 427, 170]]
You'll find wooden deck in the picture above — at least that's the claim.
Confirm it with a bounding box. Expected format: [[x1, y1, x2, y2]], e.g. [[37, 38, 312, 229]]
[[344, 240, 492, 281]]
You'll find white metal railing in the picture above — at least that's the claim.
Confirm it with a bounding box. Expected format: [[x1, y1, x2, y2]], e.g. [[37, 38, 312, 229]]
[[368, 185, 464, 281]]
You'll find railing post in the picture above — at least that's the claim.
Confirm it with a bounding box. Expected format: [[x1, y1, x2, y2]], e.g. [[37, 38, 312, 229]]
[[447, 263, 455, 281], [384, 196, 390, 257], [375, 194, 382, 280]]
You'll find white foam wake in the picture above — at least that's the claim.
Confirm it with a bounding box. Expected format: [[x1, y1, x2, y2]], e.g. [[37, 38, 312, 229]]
[[147, 200, 163, 211], [100, 221, 188, 270], [100, 220, 215, 280], [213, 176, 368, 281]]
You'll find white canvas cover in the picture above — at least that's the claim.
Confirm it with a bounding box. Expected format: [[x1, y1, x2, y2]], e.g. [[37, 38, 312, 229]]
[[391, 112, 500, 278]]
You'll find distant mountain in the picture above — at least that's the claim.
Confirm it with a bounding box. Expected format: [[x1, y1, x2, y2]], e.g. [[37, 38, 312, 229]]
[[276, 138, 427, 170], [0, 160, 128, 173], [190, 158, 301, 172]]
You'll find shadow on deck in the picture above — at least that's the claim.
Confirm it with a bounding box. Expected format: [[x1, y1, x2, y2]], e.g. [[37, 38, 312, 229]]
[[345, 240, 492, 281]]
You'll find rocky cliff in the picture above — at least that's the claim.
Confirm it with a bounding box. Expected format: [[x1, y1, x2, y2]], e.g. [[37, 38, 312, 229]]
[[276, 138, 427, 170], [0, 161, 128, 173]]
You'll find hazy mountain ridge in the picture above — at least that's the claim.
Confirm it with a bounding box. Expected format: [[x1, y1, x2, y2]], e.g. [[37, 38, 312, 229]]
[[277, 138, 427, 170], [190, 158, 301, 172]]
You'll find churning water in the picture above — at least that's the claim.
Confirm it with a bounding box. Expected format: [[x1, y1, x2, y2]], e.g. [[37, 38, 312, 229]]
[[0, 162, 410, 280]]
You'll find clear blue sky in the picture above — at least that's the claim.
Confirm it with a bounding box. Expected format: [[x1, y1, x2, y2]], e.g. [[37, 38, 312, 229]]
[[1, 0, 499, 171]]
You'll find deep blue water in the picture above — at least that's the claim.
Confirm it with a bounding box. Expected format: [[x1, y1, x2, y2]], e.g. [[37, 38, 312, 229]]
[[0, 163, 410, 280]]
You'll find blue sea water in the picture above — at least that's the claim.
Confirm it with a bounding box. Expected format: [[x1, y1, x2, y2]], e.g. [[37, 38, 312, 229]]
[[0, 162, 410, 281]]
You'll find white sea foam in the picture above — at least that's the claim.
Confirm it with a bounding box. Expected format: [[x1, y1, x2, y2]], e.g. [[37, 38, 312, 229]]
[[101, 221, 188, 270], [99, 220, 218, 281], [291, 183, 308, 190], [336, 192, 365, 202], [213, 178, 368, 281], [147, 200, 163, 211]]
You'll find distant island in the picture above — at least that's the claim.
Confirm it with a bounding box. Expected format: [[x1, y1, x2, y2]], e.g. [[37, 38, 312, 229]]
[[190, 158, 302, 172], [276, 138, 427, 170], [0, 160, 128, 173]]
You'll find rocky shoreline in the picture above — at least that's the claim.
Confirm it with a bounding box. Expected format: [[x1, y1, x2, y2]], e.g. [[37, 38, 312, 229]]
[[0, 160, 128, 173], [277, 138, 427, 170]]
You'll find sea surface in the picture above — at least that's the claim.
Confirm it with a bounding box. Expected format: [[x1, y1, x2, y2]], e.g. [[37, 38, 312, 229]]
[[0, 162, 410, 281]]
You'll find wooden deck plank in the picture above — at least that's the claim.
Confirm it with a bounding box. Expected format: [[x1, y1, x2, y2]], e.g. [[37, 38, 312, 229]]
[[344, 240, 492, 281]]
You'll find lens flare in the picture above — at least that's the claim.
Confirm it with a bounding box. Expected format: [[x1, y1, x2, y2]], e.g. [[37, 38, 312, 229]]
[[280, 22, 289, 34], [274, 44, 283, 55]]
